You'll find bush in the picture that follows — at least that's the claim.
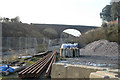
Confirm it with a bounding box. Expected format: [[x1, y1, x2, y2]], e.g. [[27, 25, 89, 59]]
[[25, 61, 34, 65], [43, 28, 58, 39], [102, 22, 107, 27], [78, 24, 119, 47], [105, 24, 118, 42]]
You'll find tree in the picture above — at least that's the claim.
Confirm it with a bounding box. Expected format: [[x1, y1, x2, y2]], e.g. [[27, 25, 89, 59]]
[[11, 16, 20, 22], [5, 18, 10, 22], [100, 5, 112, 22], [111, 1, 120, 25], [0, 17, 9, 22], [110, 1, 120, 44], [14, 16, 20, 22], [100, 1, 120, 26], [0, 16, 21, 23], [2, 17, 7, 22], [0, 17, 2, 22], [101, 22, 107, 27]]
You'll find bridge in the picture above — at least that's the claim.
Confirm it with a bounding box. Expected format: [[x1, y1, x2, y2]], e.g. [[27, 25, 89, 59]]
[[34, 24, 98, 37]]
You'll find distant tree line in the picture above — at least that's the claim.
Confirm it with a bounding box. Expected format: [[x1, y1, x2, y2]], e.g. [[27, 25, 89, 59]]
[[0, 16, 21, 23]]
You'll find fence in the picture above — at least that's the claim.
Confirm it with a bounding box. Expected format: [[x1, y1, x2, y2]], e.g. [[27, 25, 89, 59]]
[[2, 37, 39, 51]]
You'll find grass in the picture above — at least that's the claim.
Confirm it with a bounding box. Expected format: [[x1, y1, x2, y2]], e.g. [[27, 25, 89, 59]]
[[0, 73, 20, 80], [34, 57, 41, 61], [24, 57, 41, 65], [25, 61, 35, 65]]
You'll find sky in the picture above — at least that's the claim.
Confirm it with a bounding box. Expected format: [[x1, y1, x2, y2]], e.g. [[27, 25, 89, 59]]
[[0, 0, 111, 27], [63, 29, 81, 37]]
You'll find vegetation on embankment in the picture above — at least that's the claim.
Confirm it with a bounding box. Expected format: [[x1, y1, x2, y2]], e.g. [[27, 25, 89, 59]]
[[2, 22, 58, 39], [2, 22, 59, 51], [78, 24, 119, 47]]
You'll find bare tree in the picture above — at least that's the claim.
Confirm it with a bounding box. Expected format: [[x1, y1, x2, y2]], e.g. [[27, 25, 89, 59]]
[[11, 16, 20, 22]]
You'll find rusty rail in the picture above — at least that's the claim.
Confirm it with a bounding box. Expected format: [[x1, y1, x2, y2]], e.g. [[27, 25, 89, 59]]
[[18, 51, 57, 78], [45, 53, 57, 77]]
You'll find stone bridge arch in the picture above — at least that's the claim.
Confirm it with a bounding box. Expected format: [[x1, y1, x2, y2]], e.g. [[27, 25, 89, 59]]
[[52, 24, 98, 38], [62, 29, 81, 37], [33, 24, 98, 38], [60, 28, 81, 44]]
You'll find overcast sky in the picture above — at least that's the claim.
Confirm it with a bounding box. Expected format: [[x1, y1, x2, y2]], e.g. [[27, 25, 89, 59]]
[[0, 0, 110, 26]]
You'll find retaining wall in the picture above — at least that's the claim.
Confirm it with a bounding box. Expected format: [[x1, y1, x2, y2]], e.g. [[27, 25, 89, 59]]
[[51, 63, 119, 80]]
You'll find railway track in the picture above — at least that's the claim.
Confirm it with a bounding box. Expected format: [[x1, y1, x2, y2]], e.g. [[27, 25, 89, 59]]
[[18, 51, 57, 78]]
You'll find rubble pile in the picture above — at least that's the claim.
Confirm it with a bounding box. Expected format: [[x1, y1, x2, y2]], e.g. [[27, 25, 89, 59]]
[[80, 40, 118, 57]]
